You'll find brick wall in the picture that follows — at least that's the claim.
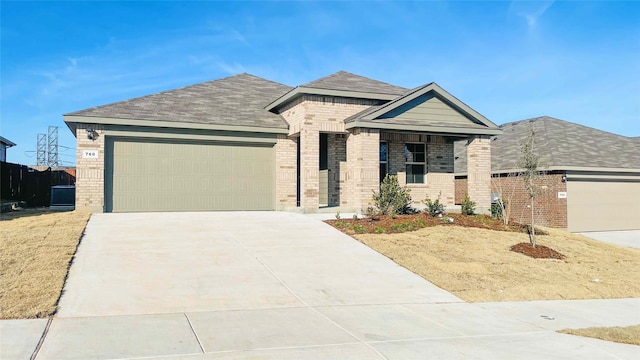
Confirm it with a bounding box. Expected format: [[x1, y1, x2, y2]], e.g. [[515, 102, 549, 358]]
[[75, 123, 105, 212], [381, 132, 455, 208], [278, 96, 373, 211], [274, 134, 297, 209], [466, 136, 491, 213], [327, 134, 346, 206], [492, 172, 567, 229], [455, 173, 568, 228], [344, 128, 380, 210]]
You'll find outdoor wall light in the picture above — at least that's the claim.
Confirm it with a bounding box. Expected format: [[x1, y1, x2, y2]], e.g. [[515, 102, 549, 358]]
[[561, 174, 567, 183], [86, 127, 99, 141]]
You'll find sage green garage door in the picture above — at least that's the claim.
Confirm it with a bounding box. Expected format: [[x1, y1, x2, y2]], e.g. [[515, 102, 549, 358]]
[[105, 138, 275, 212]]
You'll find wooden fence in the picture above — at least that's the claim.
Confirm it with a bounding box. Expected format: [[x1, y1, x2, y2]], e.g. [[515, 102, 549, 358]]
[[0, 161, 76, 207]]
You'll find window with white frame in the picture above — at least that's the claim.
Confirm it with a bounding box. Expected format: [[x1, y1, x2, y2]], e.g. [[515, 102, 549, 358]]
[[404, 143, 425, 183], [380, 141, 388, 183]]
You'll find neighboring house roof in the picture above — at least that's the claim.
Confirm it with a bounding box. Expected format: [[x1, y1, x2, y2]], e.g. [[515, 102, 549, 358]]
[[344, 82, 501, 135], [301, 71, 407, 96], [65, 73, 292, 133], [0, 136, 16, 147], [265, 71, 407, 112], [455, 116, 640, 174]]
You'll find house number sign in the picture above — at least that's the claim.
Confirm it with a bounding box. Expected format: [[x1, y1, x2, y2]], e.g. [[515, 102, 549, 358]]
[[82, 149, 99, 159]]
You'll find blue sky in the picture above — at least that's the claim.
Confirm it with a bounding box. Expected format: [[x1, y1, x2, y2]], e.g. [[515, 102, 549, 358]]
[[2, 0, 639, 166]]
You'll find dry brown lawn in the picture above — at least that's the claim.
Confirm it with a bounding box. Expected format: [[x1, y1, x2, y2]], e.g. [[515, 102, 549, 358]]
[[559, 325, 640, 346], [0, 209, 91, 319], [355, 226, 640, 302]]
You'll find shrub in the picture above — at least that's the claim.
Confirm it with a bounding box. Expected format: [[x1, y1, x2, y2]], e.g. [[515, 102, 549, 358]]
[[363, 207, 381, 220], [424, 192, 445, 217], [353, 224, 367, 233], [491, 200, 504, 219], [335, 211, 341, 220], [373, 226, 386, 234], [372, 174, 412, 215], [461, 194, 476, 216]]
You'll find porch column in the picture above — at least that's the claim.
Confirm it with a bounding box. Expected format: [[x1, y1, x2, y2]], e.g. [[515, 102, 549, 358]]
[[466, 135, 491, 213], [345, 128, 379, 211], [299, 128, 319, 210]]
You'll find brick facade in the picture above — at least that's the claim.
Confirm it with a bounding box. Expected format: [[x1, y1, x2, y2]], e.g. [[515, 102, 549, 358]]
[[466, 136, 491, 213], [278, 96, 374, 211], [274, 134, 297, 209], [381, 133, 455, 208], [344, 128, 380, 210], [455, 173, 568, 229], [74, 97, 494, 214], [74, 123, 105, 212]]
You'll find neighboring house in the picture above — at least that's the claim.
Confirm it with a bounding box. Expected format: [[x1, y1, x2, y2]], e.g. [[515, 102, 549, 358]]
[[455, 116, 640, 232], [64, 71, 501, 213], [0, 136, 16, 162]]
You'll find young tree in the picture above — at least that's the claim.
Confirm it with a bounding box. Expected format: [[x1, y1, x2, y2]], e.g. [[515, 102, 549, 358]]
[[491, 172, 519, 225], [518, 125, 540, 247]]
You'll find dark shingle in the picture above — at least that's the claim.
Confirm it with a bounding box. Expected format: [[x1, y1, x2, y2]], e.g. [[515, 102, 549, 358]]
[[67, 74, 292, 129], [455, 116, 640, 173], [301, 71, 407, 95]]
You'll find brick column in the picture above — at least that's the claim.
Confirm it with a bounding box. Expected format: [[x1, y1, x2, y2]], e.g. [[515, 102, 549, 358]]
[[75, 123, 105, 212], [346, 128, 380, 211], [274, 135, 298, 209], [466, 135, 491, 214], [299, 128, 320, 210]]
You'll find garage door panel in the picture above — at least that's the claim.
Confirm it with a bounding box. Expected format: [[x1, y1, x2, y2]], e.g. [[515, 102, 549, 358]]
[[567, 181, 640, 232], [107, 138, 275, 212]]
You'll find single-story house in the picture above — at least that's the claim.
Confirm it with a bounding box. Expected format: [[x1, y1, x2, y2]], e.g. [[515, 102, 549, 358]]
[[455, 116, 640, 232], [65, 71, 501, 213], [0, 136, 16, 162]]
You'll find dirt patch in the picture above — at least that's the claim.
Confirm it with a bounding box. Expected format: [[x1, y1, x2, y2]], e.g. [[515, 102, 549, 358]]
[[0, 209, 91, 319], [354, 226, 640, 302], [327, 213, 548, 235], [511, 242, 565, 259], [559, 325, 640, 346]]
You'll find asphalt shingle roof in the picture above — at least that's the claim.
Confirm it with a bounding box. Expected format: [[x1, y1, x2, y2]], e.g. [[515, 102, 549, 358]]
[[455, 116, 640, 173], [301, 71, 408, 95], [67, 73, 292, 129]]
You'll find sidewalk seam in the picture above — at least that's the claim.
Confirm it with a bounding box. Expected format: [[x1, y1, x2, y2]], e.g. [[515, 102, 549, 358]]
[[30, 317, 53, 360], [184, 313, 206, 354]]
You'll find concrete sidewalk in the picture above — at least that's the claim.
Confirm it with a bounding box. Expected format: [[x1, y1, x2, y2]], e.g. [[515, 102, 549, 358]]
[[3, 298, 638, 359]]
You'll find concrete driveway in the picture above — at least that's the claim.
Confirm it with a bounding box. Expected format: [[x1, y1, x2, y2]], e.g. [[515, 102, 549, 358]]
[[578, 230, 640, 249], [6, 212, 639, 360], [56, 212, 459, 317]]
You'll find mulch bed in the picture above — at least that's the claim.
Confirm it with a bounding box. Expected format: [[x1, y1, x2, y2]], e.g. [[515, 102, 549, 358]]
[[326, 212, 548, 235], [510, 242, 566, 259]]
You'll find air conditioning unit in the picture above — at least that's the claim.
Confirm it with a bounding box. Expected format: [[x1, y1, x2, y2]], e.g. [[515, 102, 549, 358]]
[[50, 185, 75, 210]]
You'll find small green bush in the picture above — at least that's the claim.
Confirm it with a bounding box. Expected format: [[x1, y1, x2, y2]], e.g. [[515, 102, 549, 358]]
[[390, 222, 415, 232], [373, 226, 386, 234], [424, 192, 445, 217], [353, 224, 367, 233], [334, 221, 348, 228], [461, 194, 476, 216], [372, 174, 412, 215], [413, 218, 427, 228], [491, 200, 504, 219]]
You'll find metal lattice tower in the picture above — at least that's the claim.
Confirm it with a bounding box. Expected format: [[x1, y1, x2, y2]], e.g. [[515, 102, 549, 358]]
[[37, 133, 47, 166], [47, 126, 59, 167]]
